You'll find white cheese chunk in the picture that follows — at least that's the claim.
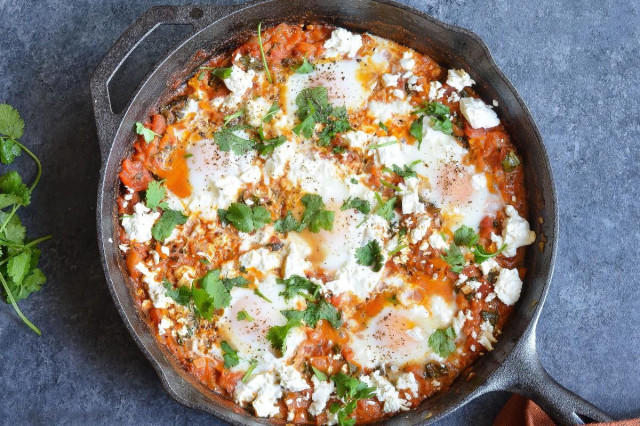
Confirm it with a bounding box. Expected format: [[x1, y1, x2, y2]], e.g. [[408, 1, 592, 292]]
[[278, 364, 310, 392], [343, 130, 373, 148], [410, 215, 432, 243], [283, 235, 312, 278], [121, 203, 160, 243], [427, 233, 449, 251], [395, 372, 419, 397], [428, 81, 444, 101], [480, 258, 500, 276], [365, 371, 408, 413], [367, 100, 412, 123], [309, 376, 335, 416], [158, 317, 173, 336], [478, 320, 497, 350], [239, 247, 282, 272], [371, 136, 401, 168], [382, 73, 400, 87], [323, 28, 362, 58], [246, 97, 272, 127], [459, 97, 500, 129], [400, 177, 425, 215], [135, 263, 173, 309], [399, 52, 416, 70], [446, 69, 475, 91], [491, 205, 536, 257], [494, 268, 523, 305]]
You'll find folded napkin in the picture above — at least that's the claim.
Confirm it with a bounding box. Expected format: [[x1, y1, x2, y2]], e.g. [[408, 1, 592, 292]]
[[494, 395, 638, 426]]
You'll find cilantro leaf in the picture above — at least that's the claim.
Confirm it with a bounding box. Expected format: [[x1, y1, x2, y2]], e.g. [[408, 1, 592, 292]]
[[221, 341, 240, 368], [278, 275, 320, 301], [274, 211, 301, 234], [428, 326, 456, 358], [237, 310, 254, 321], [0, 171, 30, 207], [355, 240, 384, 272], [292, 115, 316, 139], [292, 86, 350, 144], [222, 276, 249, 290], [219, 203, 271, 232], [295, 57, 315, 74], [162, 279, 192, 306], [242, 359, 259, 383], [213, 125, 256, 155], [453, 225, 479, 247], [502, 150, 521, 172], [317, 106, 352, 147], [3, 222, 26, 244], [135, 122, 160, 143], [256, 135, 286, 156], [0, 104, 25, 139], [282, 299, 342, 329], [374, 193, 396, 222], [340, 197, 371, 214], [13, 268, 46, 301], [385, 162, 420, 179], [413, 102, 453, 136], [262, 102, 280, 123], [0, 138, 21, 165], [332, 373, 376, 400], [414, 102, 450, 116], [312, 366, 328, 381], [441, 243, 465, 273], [409, 118, 423, 141], [473, 243, 506, 263], [223, 109, 245, 126], [200, 269, 232, 310], [151, 209, 187, 241], [431, 116, 453, 135], [7, 251, 31, 285], [300, 194, 334, 233], [199, 66, 233, 79], [145, 180, 167, 210], [266, 315, 302, 352]]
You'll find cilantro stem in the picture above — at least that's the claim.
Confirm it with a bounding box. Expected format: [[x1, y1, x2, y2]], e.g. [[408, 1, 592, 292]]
[[0, 235, 52, 266], [368, 140, 398, 150], [257, 23, 272, 84], [380, 179, 402, 192], [0, 272, 41, 335], [9, 137, 42, 191]]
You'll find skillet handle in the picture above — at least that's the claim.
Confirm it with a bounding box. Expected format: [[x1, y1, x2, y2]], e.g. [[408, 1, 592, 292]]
[[495, 330, 614, 425], [89, 4, 244, 162]]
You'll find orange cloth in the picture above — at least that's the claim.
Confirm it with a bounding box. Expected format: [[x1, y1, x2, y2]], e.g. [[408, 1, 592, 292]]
[[494, 395, 639, 426]]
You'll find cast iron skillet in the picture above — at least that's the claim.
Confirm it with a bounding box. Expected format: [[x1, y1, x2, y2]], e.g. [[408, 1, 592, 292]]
[[91, 1, 614, 424]]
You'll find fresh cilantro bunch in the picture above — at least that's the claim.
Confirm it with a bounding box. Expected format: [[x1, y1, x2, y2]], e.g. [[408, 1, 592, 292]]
[[0, 104, 51, 335]]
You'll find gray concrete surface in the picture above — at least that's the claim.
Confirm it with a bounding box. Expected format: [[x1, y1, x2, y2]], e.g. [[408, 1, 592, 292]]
[[0, 0, 638, 424]]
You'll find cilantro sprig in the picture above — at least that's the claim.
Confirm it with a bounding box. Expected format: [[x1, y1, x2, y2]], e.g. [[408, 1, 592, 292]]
[[355, 240, 384, 272], [410, 102, 453, 144], [295, 57, 315, 74], [451, 225, 507, 264], [292, 87, 352, 147], [0, 104, 51, 335], [273, 194, 334, 234], [135, 122, 160, 143], [218, 202, 271, 232], [257, 23, 272, 84], [277, 275, 320, 301], [330, 373, 377, 426], [340, 197, 371, 214], [428, 326, 457, 358]]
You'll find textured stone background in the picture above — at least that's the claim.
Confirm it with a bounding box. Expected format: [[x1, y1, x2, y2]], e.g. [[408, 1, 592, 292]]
[[0, 0, 638, 424]]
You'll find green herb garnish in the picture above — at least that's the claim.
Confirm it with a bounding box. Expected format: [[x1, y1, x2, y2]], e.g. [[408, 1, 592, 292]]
[[502, 150, 520, 172], [145, 180, 168, 210], [278, 275, 320, 301], [355, 240, 384, 272], [295, 57, 315, 74], [257, 23, 272, 83], [237, 310, 254, 322], [213, 124, 255, 156], [223, 109, 245, 126], [151, 209, 188, 241], [135, 122, 160, 143], [428, 326, 456, 358], [340, 197, 371, 214], [221, 341, 240, 368], [242, 359, 259, 383], [217, 203, 271, 232]]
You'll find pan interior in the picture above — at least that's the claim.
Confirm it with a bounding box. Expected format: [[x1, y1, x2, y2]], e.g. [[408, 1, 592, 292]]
[[97, 1, 557, 424]]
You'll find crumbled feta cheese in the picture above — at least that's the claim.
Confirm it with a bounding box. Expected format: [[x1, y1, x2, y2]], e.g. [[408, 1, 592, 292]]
[[447, 91, 460, 102], [121, 203, 160, 243], [430, 296, 455, 323], [283, 236, 312, 278], [234, 373, 282, 418], [382, 73, 400, 87], [407, 75, 423, 92], [427, 233, 448, 251], [493, 99, 499, 107], [446, 69, 475, 91], [494, 268, 523, 305], [239, 247, 282, 271], [371, 136, 401, 168], [395, 372, 419, 397], [480, 258, 500, 276], [452, 310, 467, 335], [399, 52, 415, 70], [491, 205, 536, 257], [282, 327, 307, 360], [410, 215, 431, 243], [158, 317, 173, 335], [309, 376, 334, 416], [238, 226, 274, 252], [478, 320, 497, 350], [278, 364, 310, 392], [393, 89, 406, 99], [428, 81, 444, 101], [223, 65, 256, 107], [323, 28, 362, 58], [400, 177, 425, 215], [459, 97, 500, 129], [135, 263, 173, 309], [246, 97, 272, 127], [160, 246, 170, 256], [343, 130, 373, 148], [263, 140, 295, 182], [366, 371, 409, 413], [406, 326, 424, 341]]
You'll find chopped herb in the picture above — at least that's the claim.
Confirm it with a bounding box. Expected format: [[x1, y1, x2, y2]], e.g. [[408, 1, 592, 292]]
[[262, 102, 280, 122], [255, 135, 286, 156], [481, 310, 499, 326], [374, 193, 396, 222], [428, 326, 456, 358], [242, 359, 259, 383], [299, 194, 334, 233], [473, 243, 506, 263], [221, 341, 240, 368], [368, 139, 398, 150], [355, 240, 384, 272], [384, 161, 421, 179], [349, 178, 358, 184], [378, 121, 388, 132], [151, 209, 188, 241], [380, 179, 402, 192], [441, 243, 465, 273], [199, 66, 233, 79], [340, 197, 371, 214], [237, 310, 254, 322], [453, 225, 479, 247], [430, 115, 453, 135], [273, 211, 301, 234], [163, 279, 192, 306], [217, 203, 271, 233], [213, 124, 255, 155], [278, 275, 320, 301], [330, 373, 376, 425], [199, 258, 210, 265], [254, 288, 272, 303], [135, 122, 160, 143], [295, 57, 315, 74], [502, 150, 521, 172], [257, 23, 272, 83], [317, 107, 352, 147], [223, 109, 245, 126], [312, 366, 328, 381], [388, 243, 407, 256], [292, 86, 351, 145], [412, 101, 453, 136], [183, 153, 193, 158], [266, 314, 301, 353], [409, 117, 423, 141], [145, 180, 168, 210]]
